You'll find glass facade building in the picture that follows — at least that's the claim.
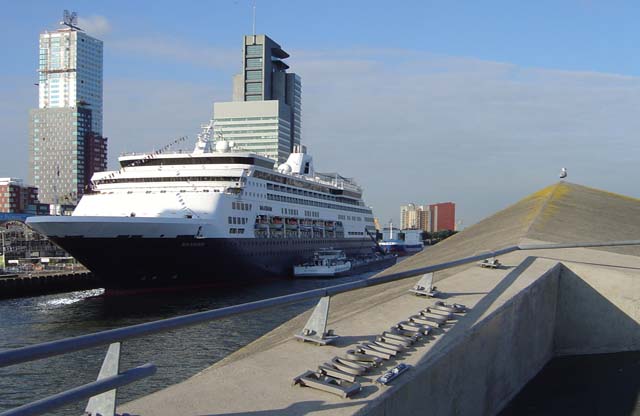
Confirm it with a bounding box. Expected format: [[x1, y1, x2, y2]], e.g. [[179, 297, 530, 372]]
[[29, 21, 107, 205], [38, 28, 103, 134], [213, 101, 292, 162], [29, 107, 107, 204], [218, 34, 301, 164]]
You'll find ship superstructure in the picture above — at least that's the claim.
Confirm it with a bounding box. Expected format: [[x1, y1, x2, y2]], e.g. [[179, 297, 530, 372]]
[[27, 135, 377, 289]]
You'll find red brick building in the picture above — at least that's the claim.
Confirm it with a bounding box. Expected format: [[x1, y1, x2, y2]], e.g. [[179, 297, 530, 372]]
[[0, 178, 42, 214], [429, 202, 456, 232]]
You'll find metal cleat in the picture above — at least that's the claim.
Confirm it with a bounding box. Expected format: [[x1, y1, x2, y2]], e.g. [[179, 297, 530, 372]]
[[376, 363, 412, 385], [331, 357, 368, 375], [293, 370, 361, 398], [318, 364, 358, 383], [422, 307, 455, 320], [373, 339, 404, 352], [344, 351, 383, 366], [433, 301, 468, 313], [396, 321, 431, 335], [357, 344, 393, 360], [410, 314, 445, 326], [479, 257, 502, 269], [377, 335, 411, 348], [388, 327, 422, 341]]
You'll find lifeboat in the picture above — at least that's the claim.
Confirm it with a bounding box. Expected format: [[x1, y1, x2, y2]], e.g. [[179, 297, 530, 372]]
[[269, 217, 284, 229], [299, 219, 313, 231], [254, 215, 269, 229], [286, 218, 299, 230]]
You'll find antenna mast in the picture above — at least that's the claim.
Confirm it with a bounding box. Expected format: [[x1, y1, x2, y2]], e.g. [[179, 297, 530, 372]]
[[60, 10, 82, 31], [252, 0, 257, 35]]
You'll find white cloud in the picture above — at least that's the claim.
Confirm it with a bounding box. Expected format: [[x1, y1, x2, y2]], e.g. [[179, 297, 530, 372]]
[[77, 15, 112, 37]]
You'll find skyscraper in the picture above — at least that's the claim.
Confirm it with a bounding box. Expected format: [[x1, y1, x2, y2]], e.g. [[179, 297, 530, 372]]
[[213, 34, 301, 164], [29, 12, 107, 205]]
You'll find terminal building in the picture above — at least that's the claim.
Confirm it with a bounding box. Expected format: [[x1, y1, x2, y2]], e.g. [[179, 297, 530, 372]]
[[28, 12, 108, 205], [213, 34, 302, 164]]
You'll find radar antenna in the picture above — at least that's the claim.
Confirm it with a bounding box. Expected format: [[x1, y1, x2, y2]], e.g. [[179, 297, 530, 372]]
[[193, 120, 215, 154]]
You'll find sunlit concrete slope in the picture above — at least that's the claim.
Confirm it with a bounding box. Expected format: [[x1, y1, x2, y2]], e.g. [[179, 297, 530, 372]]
[[379, 181, 640, 278], [120, 182, 640, 416], [526, 182, 640, 256]]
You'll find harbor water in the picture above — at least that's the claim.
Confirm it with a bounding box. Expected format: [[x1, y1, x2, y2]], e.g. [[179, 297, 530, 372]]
[[0, 271, 378, 415]]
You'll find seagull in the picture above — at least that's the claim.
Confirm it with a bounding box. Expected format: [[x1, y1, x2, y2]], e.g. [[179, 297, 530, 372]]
[[559, 168, 567, 179]]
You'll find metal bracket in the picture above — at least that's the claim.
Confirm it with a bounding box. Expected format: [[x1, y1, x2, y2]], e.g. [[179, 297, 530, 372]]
[[409, 272, 440, 297], [85, 342, 121, 416], [295, 296, 339, 345]]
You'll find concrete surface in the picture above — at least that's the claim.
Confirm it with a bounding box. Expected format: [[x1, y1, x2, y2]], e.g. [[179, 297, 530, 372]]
[[118, 182, 640, 415]]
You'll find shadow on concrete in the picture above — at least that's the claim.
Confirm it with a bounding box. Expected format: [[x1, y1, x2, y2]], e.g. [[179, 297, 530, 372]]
[[194, 399, 363, 416], [416, 256, 539, 363], [537, 256, 640, 271], [499, 350, 640, 416], [553, 265, 640, 357], [500, 265, 640, 415], [438, 291, 488, 299], [332, 334, 377, 348]]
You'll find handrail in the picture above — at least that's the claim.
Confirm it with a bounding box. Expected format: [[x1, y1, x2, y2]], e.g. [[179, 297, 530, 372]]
[[0, 364, 156, 416], [2, 239, 639, 369], [0, 246, 518, 368]]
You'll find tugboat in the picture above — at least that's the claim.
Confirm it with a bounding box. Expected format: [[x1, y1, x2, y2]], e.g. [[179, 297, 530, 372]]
[[294, 248, 397, 278], [294, 249, 351, 277]]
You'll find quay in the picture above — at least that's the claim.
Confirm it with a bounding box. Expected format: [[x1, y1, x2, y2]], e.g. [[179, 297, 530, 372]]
[[116, 182, 639, 415], [0, 270, 98, 299]]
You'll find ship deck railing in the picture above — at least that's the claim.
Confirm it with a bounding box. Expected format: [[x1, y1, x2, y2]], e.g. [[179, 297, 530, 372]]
[[1, 240, 640, 416]]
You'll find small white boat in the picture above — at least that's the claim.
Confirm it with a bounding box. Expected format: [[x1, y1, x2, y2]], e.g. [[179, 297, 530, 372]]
[[294, 249, 352, 277], [294, 249, 397, 278]]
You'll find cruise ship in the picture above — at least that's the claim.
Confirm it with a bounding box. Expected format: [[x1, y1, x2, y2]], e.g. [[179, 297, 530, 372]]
[[26, 133, 377, 290]]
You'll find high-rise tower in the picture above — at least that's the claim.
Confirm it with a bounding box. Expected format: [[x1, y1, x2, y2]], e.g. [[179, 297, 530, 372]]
[[29, 11, 107, 205], [213, 34, 301, 164]]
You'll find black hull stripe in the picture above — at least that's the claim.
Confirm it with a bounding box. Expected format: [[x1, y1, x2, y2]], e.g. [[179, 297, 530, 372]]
[[51, 237, 376, 289]]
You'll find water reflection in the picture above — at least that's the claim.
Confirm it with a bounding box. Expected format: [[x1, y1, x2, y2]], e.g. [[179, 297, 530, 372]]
[[0, 271, 376, 415]]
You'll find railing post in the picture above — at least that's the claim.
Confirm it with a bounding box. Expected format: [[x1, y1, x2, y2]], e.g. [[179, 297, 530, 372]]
[[84, 342, 121, 416], [409, 272, 440, 297], [295, 296, 339, 345]]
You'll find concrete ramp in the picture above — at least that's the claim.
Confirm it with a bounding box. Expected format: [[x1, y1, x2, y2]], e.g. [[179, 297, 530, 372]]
[[120, 182, 640, 415]]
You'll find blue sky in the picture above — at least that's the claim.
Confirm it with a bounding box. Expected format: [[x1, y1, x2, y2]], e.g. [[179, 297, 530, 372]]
[[1, 1, 639, 226]]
